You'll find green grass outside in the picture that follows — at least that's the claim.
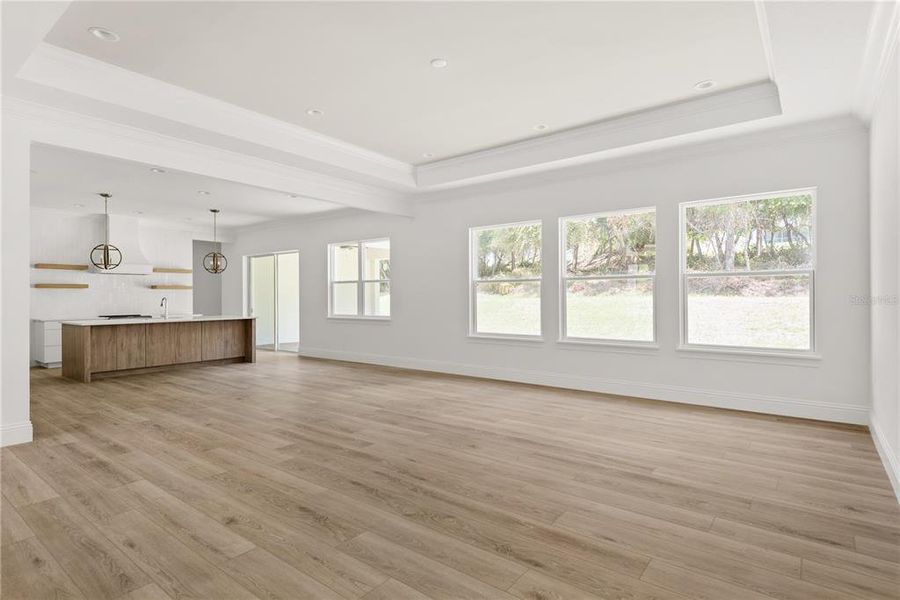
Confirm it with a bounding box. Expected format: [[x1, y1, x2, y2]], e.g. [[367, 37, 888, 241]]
[[475, 292, 810, 349]]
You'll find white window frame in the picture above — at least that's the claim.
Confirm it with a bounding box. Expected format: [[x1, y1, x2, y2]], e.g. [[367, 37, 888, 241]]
[[327, 238, 390, 320], [678, 187, 817, 356], [559, 207, 657, 347], [469, 220, 543, 340]]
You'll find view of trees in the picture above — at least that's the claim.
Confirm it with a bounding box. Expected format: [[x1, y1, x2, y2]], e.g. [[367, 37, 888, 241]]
[[685, 194, 813, 272], [475, 224, 542, 279], [565, 212, 655, 276]]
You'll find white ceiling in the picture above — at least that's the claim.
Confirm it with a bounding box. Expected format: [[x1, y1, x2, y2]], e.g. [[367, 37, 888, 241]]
[[44, 1, 771, 164], [30, 144, 343, 228]]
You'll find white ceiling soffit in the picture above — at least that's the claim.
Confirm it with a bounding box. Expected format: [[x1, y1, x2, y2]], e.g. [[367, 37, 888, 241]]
[[30, 143, 344, 229]]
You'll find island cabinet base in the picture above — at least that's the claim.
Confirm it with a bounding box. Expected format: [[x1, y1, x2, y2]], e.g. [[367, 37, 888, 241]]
[[62, 318, 255, 382]]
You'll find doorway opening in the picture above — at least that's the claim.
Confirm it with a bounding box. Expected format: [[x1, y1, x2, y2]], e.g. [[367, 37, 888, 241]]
[[248, 251, 299, 352]]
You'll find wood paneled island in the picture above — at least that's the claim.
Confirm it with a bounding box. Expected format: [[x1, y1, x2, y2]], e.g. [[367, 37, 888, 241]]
[[61, 316, 255, 382]]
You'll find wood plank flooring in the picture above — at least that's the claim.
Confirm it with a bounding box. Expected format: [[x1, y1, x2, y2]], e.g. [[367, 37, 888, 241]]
[[2, 352, 898, 600]]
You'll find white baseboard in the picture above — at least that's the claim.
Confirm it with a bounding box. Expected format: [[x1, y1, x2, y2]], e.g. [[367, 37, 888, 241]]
[[296, 347, 869, 425], [870, 413, 900, 503], [0, 421, 33, 447]]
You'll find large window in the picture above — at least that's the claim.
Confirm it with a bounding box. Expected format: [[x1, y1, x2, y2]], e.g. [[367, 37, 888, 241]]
[[328, 238, 390, 318], [680, 189, 815, 352], [561, 209, 656, 343], [470, 221, 542, 337]]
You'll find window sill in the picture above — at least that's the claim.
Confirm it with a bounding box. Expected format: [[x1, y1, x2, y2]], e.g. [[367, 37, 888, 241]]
[[467, 333, 544, 345], [327, 316, 391, 323], [557, 338, 659, 353], [676, 345, 821, 366]]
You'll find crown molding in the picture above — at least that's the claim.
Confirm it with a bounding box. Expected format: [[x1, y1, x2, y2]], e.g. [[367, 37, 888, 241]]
[[855, 0, 900, 121], [18, 43, 416, 188], [415, 80, 782, 188], [417, 114, 865, 204], [3, 96, 414, 217]]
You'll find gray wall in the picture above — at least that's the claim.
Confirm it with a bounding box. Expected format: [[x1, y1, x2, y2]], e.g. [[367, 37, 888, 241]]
[[193, 240, 223, 315]]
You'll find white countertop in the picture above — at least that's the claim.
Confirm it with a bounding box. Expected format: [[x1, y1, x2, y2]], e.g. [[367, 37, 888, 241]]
[[61, 315, 254, 327]]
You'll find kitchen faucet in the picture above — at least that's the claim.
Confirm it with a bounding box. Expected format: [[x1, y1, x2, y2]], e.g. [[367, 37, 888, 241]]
[[160, 296, 168, 319]]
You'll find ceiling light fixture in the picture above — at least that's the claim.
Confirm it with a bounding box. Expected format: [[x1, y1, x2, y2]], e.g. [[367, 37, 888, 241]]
[[288, 194, 299, 198], [134, 210, 143, 215], [150, 167, 165, 174], [430, 58, 448, 68], [88, 26, 120, 42], [693, 79, 717, 91], [533, 124, 549, 131], [306, 108, 324, 116], [422, 152, 434, 159], [203, 209, 227, 274], [198, 190, 210, 195], [72, 203, 85, 208], [90, 193, 122, 271]]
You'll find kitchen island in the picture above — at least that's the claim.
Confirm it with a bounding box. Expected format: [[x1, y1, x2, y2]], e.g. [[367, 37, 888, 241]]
[[61, 315, 255, 382]]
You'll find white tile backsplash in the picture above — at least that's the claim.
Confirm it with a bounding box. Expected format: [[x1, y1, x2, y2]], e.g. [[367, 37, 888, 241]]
[[31, 209, 197, 319]]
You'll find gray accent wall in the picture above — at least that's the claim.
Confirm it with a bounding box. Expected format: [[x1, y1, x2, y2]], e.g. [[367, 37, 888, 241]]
[[193, 240, 223, 316]]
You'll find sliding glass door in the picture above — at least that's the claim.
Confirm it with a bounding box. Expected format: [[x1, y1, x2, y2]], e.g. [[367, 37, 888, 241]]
[[248, 251, 299, 352]]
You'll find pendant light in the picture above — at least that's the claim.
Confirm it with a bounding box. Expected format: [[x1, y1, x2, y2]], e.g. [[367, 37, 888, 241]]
[[90, 193, 122, 270], [203, 209, 227, 274]]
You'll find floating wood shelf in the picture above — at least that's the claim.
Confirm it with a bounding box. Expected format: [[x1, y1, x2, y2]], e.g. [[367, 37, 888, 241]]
[[150, 285, 193, 290], [153, 267, 193, 274], [33, 283, 89, 289], [33, 263, 89, 271]]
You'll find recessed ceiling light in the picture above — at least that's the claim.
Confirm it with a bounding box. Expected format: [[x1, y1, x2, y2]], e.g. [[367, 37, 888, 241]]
[[288, 194, 299, 198], [184, 218, 193, 222], [694, 79, 717, 91], [72, 203, 85, 208], [134, 210, 143, 215], [533, 124, 549, 131], [150, 167, 165, 174], [88, 26, 120, 42], [430, 58, 448, 69], [422, 152, 434, 159], [198, 190, 210, 196], [306, 108, 324, 116]]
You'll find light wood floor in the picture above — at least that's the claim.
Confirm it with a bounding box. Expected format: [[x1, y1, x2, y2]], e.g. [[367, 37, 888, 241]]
[[2, 353, 899, 600]]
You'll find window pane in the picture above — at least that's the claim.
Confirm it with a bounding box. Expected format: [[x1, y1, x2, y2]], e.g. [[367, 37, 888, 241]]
[[474, 223, 542, 280], [565, 211, 655, 276], [332, 243, 358, 280], [684, 193, 813, 272], [566, 278, 653, 341], [364, 282, 390, 317], [686, 274, 811, 350], [363, 239, 390, 280], [475, 281, 541, 336], [332, 282, 358, 316]]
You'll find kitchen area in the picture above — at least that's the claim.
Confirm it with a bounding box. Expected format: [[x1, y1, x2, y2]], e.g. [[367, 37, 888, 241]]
[[27, 144, 292, 381]]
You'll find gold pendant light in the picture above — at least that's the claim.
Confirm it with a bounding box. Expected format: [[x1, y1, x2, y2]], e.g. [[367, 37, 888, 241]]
[[203, 208, 227, 274], [90, 193, 122, 270]]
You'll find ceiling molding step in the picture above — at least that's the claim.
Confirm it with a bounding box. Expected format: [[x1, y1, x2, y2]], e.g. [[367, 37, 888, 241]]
[[417, 114, 864, 205], [4, 97, 414, 217], [854, 0, 900, 120], [753, 0, 778, 83], [18, 43, 416, 189], [415, 80, 782, 188]]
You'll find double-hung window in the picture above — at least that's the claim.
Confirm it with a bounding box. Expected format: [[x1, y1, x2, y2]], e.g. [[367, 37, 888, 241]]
[[560, 208, 656, 343], [680, 189, 815, 352], [470, 221, 542, 337], [328, 238, 390, 318]]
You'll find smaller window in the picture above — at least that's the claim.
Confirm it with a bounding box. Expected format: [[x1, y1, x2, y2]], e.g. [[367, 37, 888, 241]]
[[560, 208, 656, 343], [328, 238, 390, 318]]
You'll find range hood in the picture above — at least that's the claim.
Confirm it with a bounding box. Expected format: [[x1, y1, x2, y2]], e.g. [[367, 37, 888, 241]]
[[89, 214, 153, 275]]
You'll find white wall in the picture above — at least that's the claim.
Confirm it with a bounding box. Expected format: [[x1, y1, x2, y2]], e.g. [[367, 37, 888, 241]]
[[224, 117, 871, 424], [192, 240, 223, 316], [30, 208, 194, 320], [869, 37, 900, 497]]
